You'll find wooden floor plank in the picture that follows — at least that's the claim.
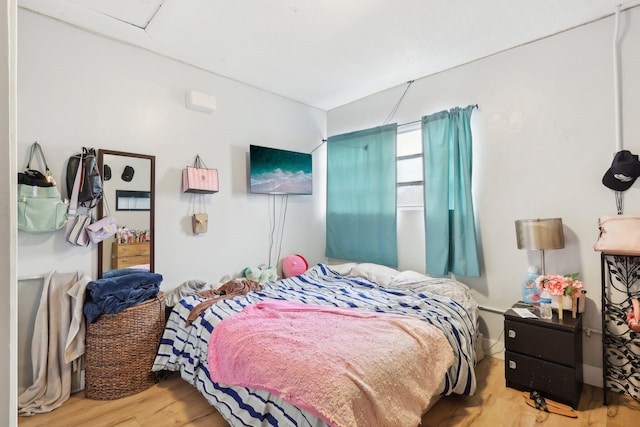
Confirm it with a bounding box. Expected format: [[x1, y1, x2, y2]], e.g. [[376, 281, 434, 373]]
[[18, 357, 639, 426]]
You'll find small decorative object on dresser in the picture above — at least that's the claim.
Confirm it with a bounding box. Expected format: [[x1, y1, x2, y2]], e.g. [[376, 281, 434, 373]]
[[535, 273, 583, 320], [504, 302, 583, 409]]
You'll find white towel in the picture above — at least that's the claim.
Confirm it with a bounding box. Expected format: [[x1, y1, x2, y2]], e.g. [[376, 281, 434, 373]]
[[18, 271, 90, 416]]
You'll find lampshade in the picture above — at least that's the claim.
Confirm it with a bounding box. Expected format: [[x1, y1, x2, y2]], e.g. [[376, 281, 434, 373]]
[[515, 218, 564, 250]]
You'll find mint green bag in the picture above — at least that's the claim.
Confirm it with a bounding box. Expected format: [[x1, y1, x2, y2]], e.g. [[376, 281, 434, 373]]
[[17, 184, 68, 232]]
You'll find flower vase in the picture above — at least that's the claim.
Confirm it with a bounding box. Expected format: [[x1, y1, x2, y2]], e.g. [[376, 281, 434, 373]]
[[552, 295, 573, 320], [555, 295, 564, 320]]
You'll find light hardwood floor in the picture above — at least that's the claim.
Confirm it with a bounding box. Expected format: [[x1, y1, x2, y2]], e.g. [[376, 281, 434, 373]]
[[18, 357, 639, 427]]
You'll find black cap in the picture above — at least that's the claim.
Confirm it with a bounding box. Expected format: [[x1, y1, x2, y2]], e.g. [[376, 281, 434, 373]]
[[121, 165, 135, 182], [602, 150, 640, 191], [103, 164, 111, 181]]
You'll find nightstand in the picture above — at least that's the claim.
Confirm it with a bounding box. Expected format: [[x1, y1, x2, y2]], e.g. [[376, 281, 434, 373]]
[[504, 302, 583, 409]]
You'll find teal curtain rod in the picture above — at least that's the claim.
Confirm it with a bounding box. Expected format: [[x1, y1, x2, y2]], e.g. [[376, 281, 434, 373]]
[[318, 103, 479, 149]]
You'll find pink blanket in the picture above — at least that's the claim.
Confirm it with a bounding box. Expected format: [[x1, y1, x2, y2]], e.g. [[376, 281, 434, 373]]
[[208, 301, 453, 427]]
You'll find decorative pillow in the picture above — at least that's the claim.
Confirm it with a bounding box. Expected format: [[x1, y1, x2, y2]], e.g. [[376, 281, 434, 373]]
[[348, 263, 400, 286], [282, 254, 309, 278]]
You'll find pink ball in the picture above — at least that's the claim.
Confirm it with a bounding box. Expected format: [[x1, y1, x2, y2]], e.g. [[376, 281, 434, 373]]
[[282, 254, 308, 278]]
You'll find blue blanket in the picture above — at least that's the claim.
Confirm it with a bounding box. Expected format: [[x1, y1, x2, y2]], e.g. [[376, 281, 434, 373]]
[[84, 272, 163, 323]]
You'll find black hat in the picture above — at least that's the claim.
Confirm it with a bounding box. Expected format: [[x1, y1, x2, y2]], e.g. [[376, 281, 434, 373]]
[[103, 164, 111, 181], [121, 165, 135, 182], [602, 150, 640, 191]]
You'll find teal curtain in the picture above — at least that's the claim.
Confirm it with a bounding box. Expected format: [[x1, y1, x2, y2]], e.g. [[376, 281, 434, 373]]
[[326, 124, 398, 267], [422, 106, 480, 277]]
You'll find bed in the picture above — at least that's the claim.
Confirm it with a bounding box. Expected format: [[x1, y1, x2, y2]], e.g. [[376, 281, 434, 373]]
[[152, 262, 479, 426]]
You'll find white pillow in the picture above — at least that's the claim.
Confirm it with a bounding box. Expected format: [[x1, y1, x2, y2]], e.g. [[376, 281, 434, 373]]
[[348, 263, 400, 286], [327, 262, 358, 276], [387, 270, 431, 289]]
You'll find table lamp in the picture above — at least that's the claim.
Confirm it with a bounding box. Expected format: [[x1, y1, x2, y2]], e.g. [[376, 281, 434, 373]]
[[515, 218, 565, 275]]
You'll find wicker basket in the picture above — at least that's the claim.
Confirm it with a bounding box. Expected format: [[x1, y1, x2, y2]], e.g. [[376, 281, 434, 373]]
[[84, 294, 165, 400]]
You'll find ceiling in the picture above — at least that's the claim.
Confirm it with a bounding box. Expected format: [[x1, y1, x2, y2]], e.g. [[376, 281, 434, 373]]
[[19, 0, 630, 110]]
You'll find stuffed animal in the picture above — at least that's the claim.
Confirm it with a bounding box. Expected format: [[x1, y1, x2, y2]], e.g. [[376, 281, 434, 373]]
[[282, 254, 308, 278], [242, 264, 278, 283]]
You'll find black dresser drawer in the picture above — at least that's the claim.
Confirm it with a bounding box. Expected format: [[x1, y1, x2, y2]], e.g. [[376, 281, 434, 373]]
[[504, 319, 576, 366], [504, 304, 583, 409], [505, 350, 581, 408]]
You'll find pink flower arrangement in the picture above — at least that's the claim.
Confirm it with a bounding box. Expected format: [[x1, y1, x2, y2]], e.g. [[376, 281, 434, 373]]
[[535, 273, 583, 297]]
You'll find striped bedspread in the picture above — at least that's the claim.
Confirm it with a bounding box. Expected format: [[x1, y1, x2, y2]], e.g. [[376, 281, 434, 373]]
[[152, 264, 477, 426]]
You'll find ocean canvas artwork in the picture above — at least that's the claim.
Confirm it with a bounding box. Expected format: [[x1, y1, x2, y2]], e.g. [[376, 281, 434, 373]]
[[250, 145, 312, 195]]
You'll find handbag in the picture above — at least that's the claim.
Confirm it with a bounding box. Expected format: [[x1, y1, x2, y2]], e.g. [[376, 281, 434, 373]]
[[86, 196, 117, 244], [66, 213, 92, 246], [17, 142, 56, 187], [86, 215, 117, 244], [66, 147, 103, 205], [189, 191, 208, 234], [66, 150, 92, 246], [182, 155, 219, 194], [17, 142, 68, 233], [594, 215, 640, 255], [17, 184, 69, 232], [192, 213, 208, 234]]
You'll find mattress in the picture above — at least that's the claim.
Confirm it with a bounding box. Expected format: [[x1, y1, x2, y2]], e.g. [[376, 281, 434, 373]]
[[152, 263, 478, 426]]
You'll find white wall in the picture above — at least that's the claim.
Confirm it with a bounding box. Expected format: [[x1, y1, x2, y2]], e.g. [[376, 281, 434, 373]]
[[17, 9, 327, 288], [13, 10, 326, 423], [328, 8, 640, 384]]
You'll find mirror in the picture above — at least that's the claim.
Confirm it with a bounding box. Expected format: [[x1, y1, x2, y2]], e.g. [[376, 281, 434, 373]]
[[97, 150, 155, 278]]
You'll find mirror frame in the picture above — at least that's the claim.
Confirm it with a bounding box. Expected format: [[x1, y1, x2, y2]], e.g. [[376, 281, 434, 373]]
[[97, 149, 156, 278]]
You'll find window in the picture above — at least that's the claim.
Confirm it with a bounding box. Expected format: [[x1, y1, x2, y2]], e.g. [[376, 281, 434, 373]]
[[397, 124, 423, 207]]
